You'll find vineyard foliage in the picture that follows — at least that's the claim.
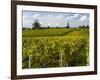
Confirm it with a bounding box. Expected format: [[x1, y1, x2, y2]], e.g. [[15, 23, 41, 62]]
[[22, 28, 89, 69]]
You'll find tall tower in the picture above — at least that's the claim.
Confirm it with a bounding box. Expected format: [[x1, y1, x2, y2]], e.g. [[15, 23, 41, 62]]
[[66, 21, 69, 28]]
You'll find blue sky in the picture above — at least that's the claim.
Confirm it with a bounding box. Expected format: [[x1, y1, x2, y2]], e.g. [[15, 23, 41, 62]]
[[22, 10, 90, 28]]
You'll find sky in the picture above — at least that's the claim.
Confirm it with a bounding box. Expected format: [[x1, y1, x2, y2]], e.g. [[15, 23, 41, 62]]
[[22, 10, 90, 28]]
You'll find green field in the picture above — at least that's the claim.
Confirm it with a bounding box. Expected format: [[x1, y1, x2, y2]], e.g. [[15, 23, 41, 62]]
[[22, 28, 89, 69]]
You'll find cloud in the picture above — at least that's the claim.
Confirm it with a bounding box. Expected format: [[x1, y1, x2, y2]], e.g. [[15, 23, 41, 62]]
[[23, 19, 33, 28], [65, 14, 80, 21], [38, 14, 66, 27], [23, 11, 89, 28], [56, 15, 64, 19], [73, 14, 79, 18], [23, 15, 33, 20], [80, 15, 88, 21], [65, 16, 72, 21], [55, 23, 60, 26], [32, 14, 41, 19], [23, 15, 31, 20], [40, 15, 66, 27]]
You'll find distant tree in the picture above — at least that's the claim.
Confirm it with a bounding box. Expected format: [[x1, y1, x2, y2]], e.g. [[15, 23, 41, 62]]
[[79, 26, 81, 28], [82, 25, 86, 28], [86, 25, 89, 28], [22, 27, 26, 30], [32, 20, 41, 29], [66, 21, 70, 28], [79, 25, 82, 28], [47, 26, 50, 28], [22, 27, 32, 30], [56, 26, 58, 28], [79, 25, 89, 28]]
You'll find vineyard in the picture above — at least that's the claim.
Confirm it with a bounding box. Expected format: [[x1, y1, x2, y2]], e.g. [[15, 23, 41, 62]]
[[22, 28, 89, 69]]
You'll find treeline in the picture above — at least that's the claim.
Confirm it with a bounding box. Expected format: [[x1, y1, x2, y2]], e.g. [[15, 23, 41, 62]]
[[22, 19, 89, 30], [79, 25, 89, 28]]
